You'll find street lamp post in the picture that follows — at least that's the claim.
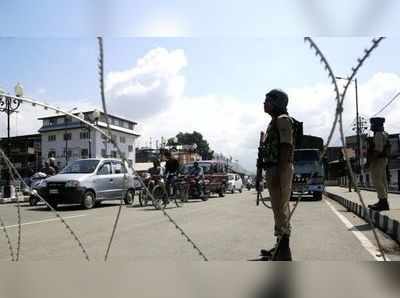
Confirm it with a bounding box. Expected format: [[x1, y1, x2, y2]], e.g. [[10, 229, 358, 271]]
[[0, 83, 23, 198], [336, 77, 363, 177], [64, 107, 77, 166]]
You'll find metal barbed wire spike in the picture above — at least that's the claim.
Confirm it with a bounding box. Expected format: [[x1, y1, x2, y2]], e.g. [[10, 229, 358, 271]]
[[7, 165, 22, 261], [303, 37, 341, 160], [0, 215, 15, 261], [305, 36, 388, 261], [96, 36, 209, 261], [0, 149, 90, 261]]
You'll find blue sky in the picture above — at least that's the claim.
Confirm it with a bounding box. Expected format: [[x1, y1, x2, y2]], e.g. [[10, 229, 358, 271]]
[[1, 37, 398, 104]]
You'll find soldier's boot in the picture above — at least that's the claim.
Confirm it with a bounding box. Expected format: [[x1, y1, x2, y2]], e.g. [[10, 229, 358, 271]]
[[272, 235, 292, 261], [368, 199, 389, 211]]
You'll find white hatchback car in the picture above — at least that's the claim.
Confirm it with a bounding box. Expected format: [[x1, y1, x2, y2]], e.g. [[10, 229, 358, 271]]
[[226, 173, 243, 193]]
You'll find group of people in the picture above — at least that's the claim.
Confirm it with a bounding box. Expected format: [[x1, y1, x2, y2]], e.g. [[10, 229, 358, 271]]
[[147, 151, 205, 197], [41, 157, 59, 176], [259, 89, 391, 261]]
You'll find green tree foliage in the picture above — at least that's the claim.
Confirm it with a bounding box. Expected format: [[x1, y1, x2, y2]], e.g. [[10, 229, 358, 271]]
[[167, 131, 214, 160]]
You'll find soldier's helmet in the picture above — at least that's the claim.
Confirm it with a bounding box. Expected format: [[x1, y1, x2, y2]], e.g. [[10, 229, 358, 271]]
[[265, 89, 289, 110], [370, 117, 385, 130]]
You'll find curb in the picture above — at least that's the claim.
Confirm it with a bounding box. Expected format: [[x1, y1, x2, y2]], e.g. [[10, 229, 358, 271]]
[[338, 185, 400, 195], [0, 196, 29, 204], [324, 191, 400, 244]]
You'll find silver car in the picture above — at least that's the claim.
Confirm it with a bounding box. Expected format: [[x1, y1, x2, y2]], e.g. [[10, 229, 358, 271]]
[[43, 158, 138, 209]]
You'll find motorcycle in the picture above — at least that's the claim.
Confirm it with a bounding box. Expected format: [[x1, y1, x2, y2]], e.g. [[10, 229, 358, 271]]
[[29, 172, 48, 206], [186, 175, 209, 201]]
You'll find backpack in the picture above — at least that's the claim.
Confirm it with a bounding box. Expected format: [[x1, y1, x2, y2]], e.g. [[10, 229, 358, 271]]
[[290, 117, 303, 148]]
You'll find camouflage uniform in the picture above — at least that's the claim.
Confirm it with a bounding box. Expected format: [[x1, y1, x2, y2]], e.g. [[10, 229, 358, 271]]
[[368, 117, 390, 211], [264, 114, 294, 237], [370, 132, 389, 199]]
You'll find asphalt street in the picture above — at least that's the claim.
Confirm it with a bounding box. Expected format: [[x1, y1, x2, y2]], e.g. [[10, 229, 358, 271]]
[[0, 190, 399, 261]]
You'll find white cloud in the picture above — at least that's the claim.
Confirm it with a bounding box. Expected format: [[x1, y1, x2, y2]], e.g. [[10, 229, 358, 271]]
[[5, 47, 400, 173], [103, 48, 400, 172], [106, 48, 187, 119]]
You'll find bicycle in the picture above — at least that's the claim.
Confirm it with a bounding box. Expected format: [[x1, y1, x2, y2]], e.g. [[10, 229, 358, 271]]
[[152, 174, 188, 210]]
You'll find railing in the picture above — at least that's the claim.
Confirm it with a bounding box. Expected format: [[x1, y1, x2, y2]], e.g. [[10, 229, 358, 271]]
[[338, 168, 400, 192]]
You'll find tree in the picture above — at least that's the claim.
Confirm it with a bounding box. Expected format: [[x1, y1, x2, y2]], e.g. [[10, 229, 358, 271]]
[[167, 131, 214, 160]]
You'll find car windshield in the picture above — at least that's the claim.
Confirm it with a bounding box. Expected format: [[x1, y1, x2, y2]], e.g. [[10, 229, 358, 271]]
[[61, 160, 100, 174]]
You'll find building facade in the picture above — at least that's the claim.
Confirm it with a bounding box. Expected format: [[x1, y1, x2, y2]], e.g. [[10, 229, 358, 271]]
[[0, 134, 42, 177], [39, 110, 140, 168]]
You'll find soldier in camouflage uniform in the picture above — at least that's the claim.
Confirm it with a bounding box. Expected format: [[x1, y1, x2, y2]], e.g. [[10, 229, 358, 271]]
[[367, 117, 390, 211], [261, 89, 294, 261]]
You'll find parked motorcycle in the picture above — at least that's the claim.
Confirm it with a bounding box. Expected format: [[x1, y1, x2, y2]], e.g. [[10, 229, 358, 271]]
[[29, 172, 48, 206]]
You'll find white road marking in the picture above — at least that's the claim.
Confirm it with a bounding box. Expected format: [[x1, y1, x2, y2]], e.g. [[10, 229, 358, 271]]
[[4, 214, 89, 229], [324, 198, 389, 261]]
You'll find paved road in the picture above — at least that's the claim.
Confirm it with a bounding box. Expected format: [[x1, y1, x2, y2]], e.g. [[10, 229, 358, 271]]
[[0, 190, 399, 261]]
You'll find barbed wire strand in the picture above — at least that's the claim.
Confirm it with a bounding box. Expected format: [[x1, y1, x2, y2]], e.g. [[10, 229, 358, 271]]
[[3, 90, 209, 261], [97, 36, 125, 262], [0, 149, 90, 261], [0, 214, 15, 261], [372, 91, 400, 117], [5, 159, 22, 261], [305, 36, 388, 261], [97, 37, 209, 261]]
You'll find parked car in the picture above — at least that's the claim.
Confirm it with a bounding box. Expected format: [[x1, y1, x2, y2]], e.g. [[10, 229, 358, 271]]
[[226, 173, 243, 193], [42, 158, 137, 209], [181, 160, 228, 198]]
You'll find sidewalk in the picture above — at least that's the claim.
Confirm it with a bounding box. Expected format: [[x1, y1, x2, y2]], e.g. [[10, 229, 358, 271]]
[[325, 186, 400, 244], [0, 193, 29, 204]]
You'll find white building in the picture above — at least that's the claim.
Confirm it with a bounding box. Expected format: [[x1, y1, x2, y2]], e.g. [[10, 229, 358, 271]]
[[39, 110, 140, 168]]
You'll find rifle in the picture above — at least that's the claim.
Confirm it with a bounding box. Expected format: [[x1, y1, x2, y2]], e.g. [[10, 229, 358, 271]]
[[256, 131, 265, 206]]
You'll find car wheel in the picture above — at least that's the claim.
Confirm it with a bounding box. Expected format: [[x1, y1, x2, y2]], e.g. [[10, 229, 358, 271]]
[[218, 187, 225, 197], [124, 189, 135, 205], [29, 195, 38, 206], [231, 186, 235, 194], [313, 192, 322, 201], [82, 191, 96, 209], [239, 187, 242, 193], [152, 185, 168, 210], [48, 198, 58, 210]]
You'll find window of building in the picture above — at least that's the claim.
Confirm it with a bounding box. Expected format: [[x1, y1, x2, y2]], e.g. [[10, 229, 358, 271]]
[[63, 149, 72, 158], [128, 123, 133, 130], [128, 145, 133, 152], [118, 119, 123, 127], [120, 136, 126, 143], [81, 149, 89, 158], [48, 150, 56, 158], [101, 149, 107, 158], [64, 116, 72, 124], [111, 135, 117, 143], [80, 131, 89, 139], [111, 151, 117, 158], [63, 133, 72, 141], [49, 118, 57, 126], [48, 135, 56, 142]]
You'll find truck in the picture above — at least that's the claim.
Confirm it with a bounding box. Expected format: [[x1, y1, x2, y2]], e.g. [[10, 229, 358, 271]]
[[291, 135, 325, 201]]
